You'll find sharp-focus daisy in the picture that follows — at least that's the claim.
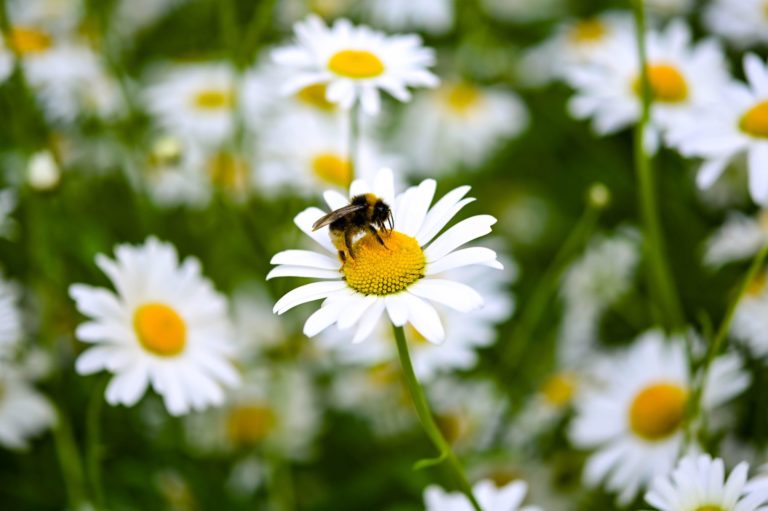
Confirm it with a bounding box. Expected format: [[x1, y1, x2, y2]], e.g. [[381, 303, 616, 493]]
[[268, 168, 502, 344], [668, 54, 768, 206], [732, 268, 768, 358], [362, 0, 454, 35], [566, 21, 729, 152], [143, 63, 238, 147], [704, 0, 768, 49], [425, 479, 542, 511], [645, 454, 768, 511], [272, 15, 439, 115], [70, 237, 240, 416], [0, 364, 56, 450], [0, 277, 22, 359], [570, 330, 750, 504], [395, 81, 528, 175], [704, 211, 768, 268]]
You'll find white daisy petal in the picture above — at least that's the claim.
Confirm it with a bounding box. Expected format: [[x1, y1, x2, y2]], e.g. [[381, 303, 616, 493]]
[[273, 281, 348, 314], [425, 215, 497, 262]]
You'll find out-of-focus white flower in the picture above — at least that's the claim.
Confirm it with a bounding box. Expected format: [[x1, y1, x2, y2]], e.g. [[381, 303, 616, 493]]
[[272, 15, 439, 115], [276, 0, 354, 28], [27, 150, 60, 190], [143, 63, 238, 148], [645, 454, 768, 511], [518, 12, 633, 87], [0, 38, 13, 85], [668, 54, 768, 206], [395, 81, 528, 175], [646, 0, 694, 17], [0, 364, 56, 450], [704, 211, 768, 268], [363, 0, 454, 35], [425, 479, 542, 511], [0, 190, 17, 239], [268, 168, 502, 344], [567, 21, 729, 153], [141, 137, 211, 208], [704, 0, 768, 49], [112, 0, 185, 40], [231, 284, 287, 360], [0, 277, 22, 359], [570, 330, 750, 504], [480, 0, 564, 23], [70, 237, 240, 416], [7, 0, 83, 35], [185, 366, 320, 460], [732, 269, 768, 358]]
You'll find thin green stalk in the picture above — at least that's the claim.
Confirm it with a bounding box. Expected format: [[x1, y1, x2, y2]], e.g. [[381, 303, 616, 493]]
[[631, 0, 685, 330], [53, 405, 88, 510], [86, 382, 106, 510], [265, 450, 296, 511], [392, 326, 483, 511], [348, 101, 360, 187]]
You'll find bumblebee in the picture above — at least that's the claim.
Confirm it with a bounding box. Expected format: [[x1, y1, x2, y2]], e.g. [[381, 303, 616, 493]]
[[312, 193, 394, 261]]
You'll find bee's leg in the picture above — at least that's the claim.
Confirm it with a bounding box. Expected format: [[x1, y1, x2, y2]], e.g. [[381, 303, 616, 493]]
[[338, 250, 346, 263], [345, 229, 356, 259], [368, 225, 388, 249]]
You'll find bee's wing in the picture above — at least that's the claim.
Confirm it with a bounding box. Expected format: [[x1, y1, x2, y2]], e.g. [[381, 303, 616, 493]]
[[312, 204, 366, 231]]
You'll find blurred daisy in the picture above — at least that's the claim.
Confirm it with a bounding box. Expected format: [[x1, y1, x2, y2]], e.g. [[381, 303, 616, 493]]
[[143, 63, 238, 147], [395, 81, 528, 175], [141, 137, 211, 208], [70, 237, 240, 416], [231, 284, 287, 360], [704, 0, 768, 49], [567, 21, 729, 152], [646, 0, 694, 17], [668, 54, 768, 206], [27, 150, 60, 191], [732, 268, 768, 358], [0, 365, 56, 450], [112, 0, 186, 40], [272, 15, 439, 115], [6, 0, 83, 35], [645, 454, 768, 511], [570, 330, 749, 504], [425, 479, 541, 511], [0, 38, 13, 84], [0, 277, 22, 359], [362, 0, 454, 35], [480, 0, 564, 23], [0, 189, 16, 239], [704, 211, 768, 268], [268, 168, 502, 344]]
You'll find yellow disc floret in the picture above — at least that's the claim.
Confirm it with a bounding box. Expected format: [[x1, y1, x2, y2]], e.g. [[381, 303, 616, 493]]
[[226, 405, 276, 445], [569, 19, 607, 44], [629, 382, 688, 441], [740, 100, 768, 139], [7, 26, 52, 54], [207, 152, 248, 191], [444, 83, 480, 113], [311, 152, 352, 188], [696, 507, 724, 511], [133, 303, 187, 356], [193, 88, 234, 110], [296, 83, 336, 111], [343, 231, 425, 295], [634, 64, 689, 103], [541, 373, 576, 407], [328, 49, 385, 79]]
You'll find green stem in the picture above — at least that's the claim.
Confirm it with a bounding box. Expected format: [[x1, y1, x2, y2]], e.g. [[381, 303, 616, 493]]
[[265, 450, 295, 511], [53, 405, 88, 510], [631, 0, 685, 330], [86, 381, 106, 510], [348, 101, 360, 187], [392, 326, 483, 511]]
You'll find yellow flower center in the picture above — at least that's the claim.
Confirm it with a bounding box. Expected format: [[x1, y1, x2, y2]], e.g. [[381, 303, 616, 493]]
[[328, 49, 385, 79], [444, 83, 481, 113], [541, 373, 576, 407], [226, 404, 276, 445], [696, 507, 724, 511], [569, 19, 607, 43], [629, 382, 688, 441], [296, 83, 336, 111], [740, 100, 768, 139], [192, 88, 234, 110], [342, 231, 425, 296], [633, 64, 689, 103], [746, 271, 768, 297], [311, 152, 351, 188], [7, 26, 52, 54], [436, 413, 467, 445], [207, 152, 248, 191], [133, 303, 187, 356]]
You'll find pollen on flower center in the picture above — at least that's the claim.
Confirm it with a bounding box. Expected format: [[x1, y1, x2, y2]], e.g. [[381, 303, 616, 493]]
[[226, 405, 276, 445], [296, 83, 336, 111], [192, 88, 234, 110], [695, 507, 724, 511], [311, 152, 351, 188], [7, 26, 52, 54], [541, 373, 576, 407], [633, 64, 689, 103], [133, 303, 187, 356], [569, 19, 607, 43], [629, 382, 688, 441], [445, 83, 480, 113], [342, 231, 425, 296], [739, 100, 768, 139], [328, 49, 385, 79]]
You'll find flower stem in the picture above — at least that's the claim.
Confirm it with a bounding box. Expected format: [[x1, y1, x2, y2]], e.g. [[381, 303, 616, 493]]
[[348, 101, 360, 188], [631, 0, 685, 330], [86, 380, 107, 510], [53, 405, 88, 510], [392, 325, 483, 511]]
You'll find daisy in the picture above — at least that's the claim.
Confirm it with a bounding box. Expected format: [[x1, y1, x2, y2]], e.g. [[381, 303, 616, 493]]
[[27, 150, 60, 191], [704, 0, 768, 49], [703, 211, 768, 268], [363, 0, 454, 35], [732, 268, 768, 358], [272, 15, 439, 115], [425, 479, 542, 511], [668, 54, 768, 206], [0, 364, 56, 450], [0, 277, 22, 359], [570, 330, 750, 504], [140, 137, 211, 208], [143, 62, 238, 147], [69, 237, 240, 416], [566, 21, 730, 152], [646, 0, 694, 17], [645, 454, 768, 511], [395, 81, 528, 175], [267, 168, 503, 344]]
